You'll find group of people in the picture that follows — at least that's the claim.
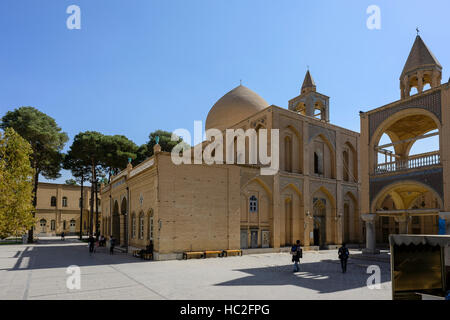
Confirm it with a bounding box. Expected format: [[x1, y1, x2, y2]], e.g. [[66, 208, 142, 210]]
[[87, 234, 113, 254], [290, 241, 350, 273], [86, 234, 153, 259]]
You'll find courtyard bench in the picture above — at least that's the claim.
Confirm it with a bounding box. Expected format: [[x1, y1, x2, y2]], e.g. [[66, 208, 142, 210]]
[[142, 253, 153, 260], [223, 249, 242, 257], [183, 251, 205, 260], [204, 250, 223, 258]]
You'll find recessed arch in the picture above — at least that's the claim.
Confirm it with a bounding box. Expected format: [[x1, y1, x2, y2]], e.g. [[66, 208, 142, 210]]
[[370, 108, 441, 150], [371, 108, 441, 174], [241, 177, 272, 199], [120, 197, 127, 215], [371, 180, 443, 213], [309, 133, 336, 179]]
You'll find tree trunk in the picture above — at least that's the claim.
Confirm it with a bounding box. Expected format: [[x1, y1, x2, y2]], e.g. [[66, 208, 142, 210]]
[[28, 169, 39, 243], [95, 176, 99, 240], [79, 178, 84, 240], [90, 164, 94, 235]]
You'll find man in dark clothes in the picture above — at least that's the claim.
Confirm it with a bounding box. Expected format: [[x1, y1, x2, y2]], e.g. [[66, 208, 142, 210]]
[[291, 240, 302, 273], [88, 234, 95, 253], [140, 240, 153, 259], [109, 235, 115, 255], [338, 243, 350, 273]]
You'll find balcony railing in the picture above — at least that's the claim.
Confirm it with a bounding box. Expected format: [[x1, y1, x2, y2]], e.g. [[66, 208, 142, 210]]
[[375, 151, 440, 174]]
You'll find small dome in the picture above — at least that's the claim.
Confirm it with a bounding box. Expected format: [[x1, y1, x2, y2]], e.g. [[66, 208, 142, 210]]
[[205, 85, 269, 131]]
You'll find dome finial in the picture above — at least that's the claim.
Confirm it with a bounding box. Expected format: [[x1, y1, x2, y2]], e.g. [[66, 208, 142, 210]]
[[416, 27, 420, 36]]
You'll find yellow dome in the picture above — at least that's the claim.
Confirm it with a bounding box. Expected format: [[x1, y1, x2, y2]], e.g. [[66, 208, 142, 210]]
[[205, 85, 269, 131]]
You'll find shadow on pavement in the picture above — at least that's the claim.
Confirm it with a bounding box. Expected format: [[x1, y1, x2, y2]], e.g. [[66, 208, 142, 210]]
[[1, 239, 148, 271], [215, 259, 391, 294]]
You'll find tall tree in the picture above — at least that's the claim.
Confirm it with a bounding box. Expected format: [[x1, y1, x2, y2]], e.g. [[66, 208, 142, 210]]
[[102, 134, 138, 181], [67, 131, 104, 237], [1, 107, 68, 243], [133, 129, 188, 165], [63, 152, 91, 240], [0, 128, 35, 239]]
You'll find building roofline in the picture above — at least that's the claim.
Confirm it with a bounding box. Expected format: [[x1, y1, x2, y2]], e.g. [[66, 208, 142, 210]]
[[361, 81, 450, 116]]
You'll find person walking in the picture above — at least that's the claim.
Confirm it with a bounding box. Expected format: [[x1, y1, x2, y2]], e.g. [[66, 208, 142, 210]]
[[88, 234, 95, 254], [109, 235, 115, 255], [60, 232, 65, 241], [290, 240, 302, 273], [338, 243, 350, 273]]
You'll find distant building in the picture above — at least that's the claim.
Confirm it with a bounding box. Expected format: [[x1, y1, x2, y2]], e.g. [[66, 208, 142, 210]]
[[34, 182, 101, 236]]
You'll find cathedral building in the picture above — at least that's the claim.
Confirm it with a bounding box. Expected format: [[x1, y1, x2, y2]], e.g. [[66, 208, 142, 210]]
[[360, 35, 450, 253], [101, 72, 361, 260]]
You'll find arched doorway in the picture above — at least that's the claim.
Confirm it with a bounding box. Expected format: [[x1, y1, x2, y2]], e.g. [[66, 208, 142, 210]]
[[120, 197, 128, 246], [112, 200, 120, 244], [284, 198, 293, 246], [313, 199, 326, 248], [40, 219, 47, 234], [343, 191, 358, 243]]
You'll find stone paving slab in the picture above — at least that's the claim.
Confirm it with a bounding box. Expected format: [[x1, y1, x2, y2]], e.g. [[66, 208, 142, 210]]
[[0, 239, 391, 300]]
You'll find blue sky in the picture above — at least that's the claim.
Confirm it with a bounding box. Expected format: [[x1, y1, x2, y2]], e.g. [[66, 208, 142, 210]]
[[0, 0, 448, 183]]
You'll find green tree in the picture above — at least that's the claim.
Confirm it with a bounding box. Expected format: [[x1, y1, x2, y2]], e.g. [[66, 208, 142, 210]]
[[102, 134, 138, 181], [1, 107, 68, 242], [65, 179, 78, 186], [66, 131, 104, 237], [63, 152, 91, 240], [0, 128, 35, 239], [134, 129, 188, 165]]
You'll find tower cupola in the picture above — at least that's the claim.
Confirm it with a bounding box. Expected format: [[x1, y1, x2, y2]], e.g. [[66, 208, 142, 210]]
[[400, 35, 442, 99]]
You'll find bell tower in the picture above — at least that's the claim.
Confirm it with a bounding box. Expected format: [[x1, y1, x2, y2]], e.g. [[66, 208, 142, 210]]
[[289, 70, 330, 122], [400, 35, 442, 99]]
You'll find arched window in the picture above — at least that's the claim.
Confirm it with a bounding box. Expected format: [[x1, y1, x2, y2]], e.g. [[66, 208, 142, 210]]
[[285, 136, 292, 172], [51, 196, 57, 207], [249, 196, 258, 213], [139, 213, 144, 239], [314, 152, 320, 174], [131, 213, 136, 239], [148, 209, 154, 240], [343, 151, 349, 182], [51, 220, 56, 231], [62, 197, 68, 207]]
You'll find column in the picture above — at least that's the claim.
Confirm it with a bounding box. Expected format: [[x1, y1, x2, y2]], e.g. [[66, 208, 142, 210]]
[[395, 215, 408, 234], [272, 174, 280, 248], [439, 212, 450, 235], [361, 214, 379, 254], [417, 71, 424, 93]]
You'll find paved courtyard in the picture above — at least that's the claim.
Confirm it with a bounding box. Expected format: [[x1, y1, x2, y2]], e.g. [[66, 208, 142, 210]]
[[0, 238, 391, 300]]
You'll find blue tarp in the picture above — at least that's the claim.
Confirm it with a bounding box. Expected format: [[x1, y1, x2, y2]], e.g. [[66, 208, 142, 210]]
[[438, 218, 446, 235]]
